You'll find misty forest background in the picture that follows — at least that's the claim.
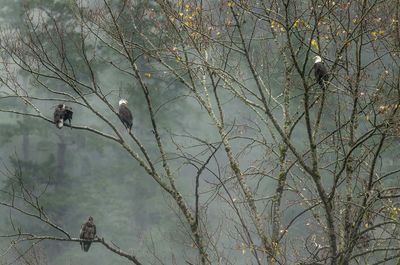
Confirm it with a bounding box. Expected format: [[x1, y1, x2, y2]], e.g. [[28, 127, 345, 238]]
[[0, 0, 399, 265], [0, 1, 196, 265]]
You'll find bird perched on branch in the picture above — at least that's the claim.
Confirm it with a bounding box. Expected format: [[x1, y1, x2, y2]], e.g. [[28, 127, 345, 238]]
[[313, 56, 329, 88], [79, 216, 96, 252], [118, 99, 133, 132], [53, 104, 73, 129]]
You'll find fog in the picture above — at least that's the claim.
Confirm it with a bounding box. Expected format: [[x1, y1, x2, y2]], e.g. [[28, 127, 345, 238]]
[[0, 1, 399, 265]]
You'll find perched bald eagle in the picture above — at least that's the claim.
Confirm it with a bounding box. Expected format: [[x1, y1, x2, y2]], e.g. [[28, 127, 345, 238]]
[[53, 104, 73, 129], [313, 56, 329, 87], [79, 216, 96, 252], [118, 99, 133, 132]]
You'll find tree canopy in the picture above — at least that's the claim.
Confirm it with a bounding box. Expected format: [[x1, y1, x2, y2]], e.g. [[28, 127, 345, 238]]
[[0, 0, 399, 264]]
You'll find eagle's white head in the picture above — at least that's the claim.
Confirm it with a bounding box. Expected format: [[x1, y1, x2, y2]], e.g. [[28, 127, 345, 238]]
[[119, 99, 128, 106], [314, 56, 322, 64]]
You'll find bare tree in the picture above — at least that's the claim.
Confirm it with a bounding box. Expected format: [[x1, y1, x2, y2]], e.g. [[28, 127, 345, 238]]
[[1, 0, 400, 264]]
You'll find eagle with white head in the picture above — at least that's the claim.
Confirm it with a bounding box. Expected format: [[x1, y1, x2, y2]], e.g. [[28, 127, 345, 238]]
[[118, 99, 133, 132], [313, 56, 329, 88]]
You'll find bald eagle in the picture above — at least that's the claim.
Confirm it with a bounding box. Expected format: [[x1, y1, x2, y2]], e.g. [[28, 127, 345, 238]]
[[313, 56, 329, 87], [118, 99, 133, 132], [79, 216, 96, 252], [53, 104, 73, 129]]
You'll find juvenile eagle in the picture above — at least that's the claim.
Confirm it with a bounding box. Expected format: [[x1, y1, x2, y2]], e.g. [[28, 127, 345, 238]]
[[64, 106, 73, 126], [53, 104, 73, 129], [79, 216, 96, 252], [118, 99, 133, 132], [313, 56, 329, 87]]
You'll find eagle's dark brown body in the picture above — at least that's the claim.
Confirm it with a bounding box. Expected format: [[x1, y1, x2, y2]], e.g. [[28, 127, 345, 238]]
[[79, 216, 96, 252]]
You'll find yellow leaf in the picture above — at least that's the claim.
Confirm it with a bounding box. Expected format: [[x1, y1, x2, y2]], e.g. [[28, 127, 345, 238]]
[[145, 72, 152, 78], [227, 1, 235, 7], [293, 19, 301, 28], [311, 39, 319, 50]]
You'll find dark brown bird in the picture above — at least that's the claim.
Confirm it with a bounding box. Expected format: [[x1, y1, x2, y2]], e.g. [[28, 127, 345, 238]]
[[53, 104, 73, 129], [54, 104, 65, 129], [64, 105, 73, 127], [118, 99, 133, 132], [79, 216, 96, 252]]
